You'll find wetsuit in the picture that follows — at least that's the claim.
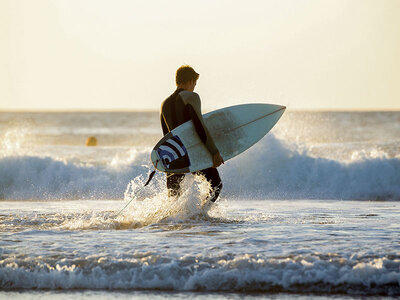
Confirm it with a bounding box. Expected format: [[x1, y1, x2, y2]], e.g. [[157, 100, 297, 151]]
[[160, 89, 222, 202]]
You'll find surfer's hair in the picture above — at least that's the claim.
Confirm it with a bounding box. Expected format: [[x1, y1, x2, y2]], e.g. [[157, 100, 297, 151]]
[[176, 65, 199, 85]]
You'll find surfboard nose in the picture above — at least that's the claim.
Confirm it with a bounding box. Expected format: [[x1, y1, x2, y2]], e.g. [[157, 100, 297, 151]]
[[270, 105, 286, 117], [276, 105, 286, 116], [268, 104, 286, 114]]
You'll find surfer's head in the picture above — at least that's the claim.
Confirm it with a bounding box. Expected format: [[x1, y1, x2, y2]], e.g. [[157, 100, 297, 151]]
[[176, 65, 199, 92]]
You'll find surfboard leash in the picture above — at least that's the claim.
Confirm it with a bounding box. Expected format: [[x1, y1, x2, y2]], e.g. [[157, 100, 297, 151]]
[[115, 160, 159, 217]]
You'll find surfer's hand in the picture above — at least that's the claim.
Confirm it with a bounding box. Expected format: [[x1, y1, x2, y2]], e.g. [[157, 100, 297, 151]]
[[212, 152, 224, 168]]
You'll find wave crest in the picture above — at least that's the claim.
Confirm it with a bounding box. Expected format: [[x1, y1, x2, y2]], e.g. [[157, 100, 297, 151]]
[[1, 252, 399, 295], [1, 135, 399, 200]]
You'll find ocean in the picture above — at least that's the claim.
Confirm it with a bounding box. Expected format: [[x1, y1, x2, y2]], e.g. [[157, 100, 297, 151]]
[[0, 110, 399, 299]]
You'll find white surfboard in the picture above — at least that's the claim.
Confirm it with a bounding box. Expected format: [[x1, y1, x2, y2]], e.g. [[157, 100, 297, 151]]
[[151, 103, 286, 173]]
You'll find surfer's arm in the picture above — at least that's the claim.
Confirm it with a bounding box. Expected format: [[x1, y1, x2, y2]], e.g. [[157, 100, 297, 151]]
[[186, 104, 223, 167], [179, 91, 223, 167], [180, 93, 218, 155], [186, 105, 207, 143]]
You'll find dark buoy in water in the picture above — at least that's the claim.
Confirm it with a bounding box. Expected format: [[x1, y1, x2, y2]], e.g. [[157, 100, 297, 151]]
[[85, 136, 97, 146]]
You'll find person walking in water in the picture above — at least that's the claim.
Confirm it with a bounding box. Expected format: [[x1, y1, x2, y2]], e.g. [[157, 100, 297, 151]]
[[160, 65, 224, 203]]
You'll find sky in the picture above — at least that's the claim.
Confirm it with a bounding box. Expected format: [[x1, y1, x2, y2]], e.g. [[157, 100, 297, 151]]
[[1, 0, 399, 111]]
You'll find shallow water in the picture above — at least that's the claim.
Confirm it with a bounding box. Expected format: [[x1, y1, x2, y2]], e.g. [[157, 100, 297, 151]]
[[1, 199, 399, 296]]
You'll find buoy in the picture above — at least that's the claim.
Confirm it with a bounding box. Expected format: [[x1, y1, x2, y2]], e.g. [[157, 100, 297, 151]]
[[85, 136, 97, 146]]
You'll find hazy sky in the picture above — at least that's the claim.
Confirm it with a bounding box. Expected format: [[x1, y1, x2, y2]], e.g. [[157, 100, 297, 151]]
[[1, 0, 399, 111]]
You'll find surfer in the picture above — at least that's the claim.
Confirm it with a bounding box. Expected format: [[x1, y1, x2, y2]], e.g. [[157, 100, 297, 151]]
[[160, 65, 224, 203]]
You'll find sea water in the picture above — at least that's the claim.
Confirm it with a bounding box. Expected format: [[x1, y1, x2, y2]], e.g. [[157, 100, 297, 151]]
[[0, 111, 399, 298]]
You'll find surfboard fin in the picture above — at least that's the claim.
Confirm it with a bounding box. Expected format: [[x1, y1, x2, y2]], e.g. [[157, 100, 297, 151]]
[[144, 169, 156, 186]]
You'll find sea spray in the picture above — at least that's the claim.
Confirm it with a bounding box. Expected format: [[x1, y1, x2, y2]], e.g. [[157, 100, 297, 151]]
[[57, 174, 227, 231], [121, 174, 219, 226], [221, 135, 400, 200]]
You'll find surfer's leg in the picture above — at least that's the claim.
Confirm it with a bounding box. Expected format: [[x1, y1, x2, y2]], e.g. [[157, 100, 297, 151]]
[[166, 173, 185, 198], [197, 168, 222, 202]]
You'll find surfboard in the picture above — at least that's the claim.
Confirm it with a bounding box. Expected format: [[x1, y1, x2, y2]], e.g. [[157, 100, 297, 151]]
[[151, 103, 286, 173]]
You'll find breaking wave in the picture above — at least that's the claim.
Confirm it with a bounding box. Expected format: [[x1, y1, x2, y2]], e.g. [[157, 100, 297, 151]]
[[1, 252, 399, 295], [0, 135, 399, 200]]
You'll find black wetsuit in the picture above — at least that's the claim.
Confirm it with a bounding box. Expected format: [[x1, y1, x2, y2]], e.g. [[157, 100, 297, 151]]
[[160, 89, 222, 202]]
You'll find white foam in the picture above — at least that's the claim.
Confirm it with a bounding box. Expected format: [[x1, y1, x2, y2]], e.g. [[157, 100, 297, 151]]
[[0, 150, 151, 200], [0, 135, 399, 200], [220, 135, 400, 200], [1, 253, 399, 295]]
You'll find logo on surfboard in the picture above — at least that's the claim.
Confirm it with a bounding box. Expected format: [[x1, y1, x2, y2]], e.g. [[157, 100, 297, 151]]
[[156, 135, 190, 170]]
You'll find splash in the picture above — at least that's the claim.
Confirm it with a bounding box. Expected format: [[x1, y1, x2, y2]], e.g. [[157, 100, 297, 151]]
[[119, 174, 224, 227], [56, 174, 228, 230]]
